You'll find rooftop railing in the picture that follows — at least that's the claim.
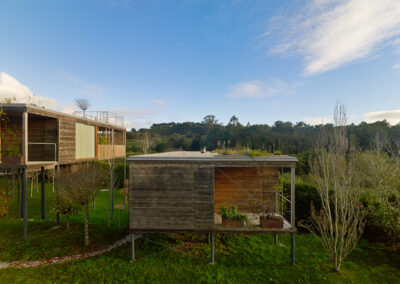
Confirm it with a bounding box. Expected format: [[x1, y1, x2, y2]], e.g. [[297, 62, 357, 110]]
[[73, 111, 124, 128]]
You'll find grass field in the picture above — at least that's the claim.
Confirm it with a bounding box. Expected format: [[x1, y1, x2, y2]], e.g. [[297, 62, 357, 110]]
[[0, 184, 399, 283]]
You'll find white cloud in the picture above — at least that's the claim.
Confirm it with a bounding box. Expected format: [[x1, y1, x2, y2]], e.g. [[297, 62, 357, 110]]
[[302, 116, 333, 125], [153, 99, 167, 105], [363, 109, 400, 124], [394, 63, 400, 69], [269, 0, 400, 75], [0, 72, 59, 108], [227, 78, 290, 99], [76, 84, 104, 98]]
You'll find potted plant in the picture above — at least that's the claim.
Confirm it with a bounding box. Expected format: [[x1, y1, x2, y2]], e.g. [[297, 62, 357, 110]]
[[260, 211, 284, 228], [218, 204, 248, 228]]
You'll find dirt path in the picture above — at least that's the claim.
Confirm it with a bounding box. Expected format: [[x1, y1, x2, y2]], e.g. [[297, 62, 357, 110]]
[[0, 234, 138, 269]]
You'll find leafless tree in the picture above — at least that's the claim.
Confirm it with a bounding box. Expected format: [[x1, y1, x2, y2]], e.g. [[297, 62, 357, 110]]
[[140, 132, 151, 154], [304, 102, 365, 272], [59, 162, 106, 246], [75, 98, 90, 117]]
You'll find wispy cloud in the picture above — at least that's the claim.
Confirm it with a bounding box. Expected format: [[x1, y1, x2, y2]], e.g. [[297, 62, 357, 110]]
[[109, 108, 156, 129], [268, 0, 400, 75], [394, 63, 400, 69], [226, 78, 291, 99], [363, 109, 400, 124], [153, 99, 167, 105], [76, 85, 104, 98]]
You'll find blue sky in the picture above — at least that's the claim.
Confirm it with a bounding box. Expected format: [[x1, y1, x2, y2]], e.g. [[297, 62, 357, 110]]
[[1, 0, 400, 129]]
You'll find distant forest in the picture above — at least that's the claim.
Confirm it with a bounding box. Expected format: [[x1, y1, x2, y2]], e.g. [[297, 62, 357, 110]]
[[126, 115, 400, 155]]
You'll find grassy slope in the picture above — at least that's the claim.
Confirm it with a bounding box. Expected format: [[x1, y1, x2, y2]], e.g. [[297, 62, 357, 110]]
[[0, 184, 399, 283]]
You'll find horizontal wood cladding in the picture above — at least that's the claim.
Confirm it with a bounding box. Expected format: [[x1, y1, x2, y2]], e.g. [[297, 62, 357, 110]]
[[97, 145, 126, 160], [215, 167, 279, 213], [129, 163, 214, 231], [58, 117, 75, 164]]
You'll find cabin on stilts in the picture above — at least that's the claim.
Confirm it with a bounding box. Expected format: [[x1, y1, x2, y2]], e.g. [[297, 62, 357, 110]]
[[128, 151, 297, 264], [0, 103, 126, 240]]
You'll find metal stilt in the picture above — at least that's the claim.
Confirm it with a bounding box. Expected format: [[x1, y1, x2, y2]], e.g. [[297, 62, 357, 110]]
[[210, 233, 214, 265], [130, 233, 135, 262], [41, 167, 45, 220], [291, 233, 295, 265], [22, 168, 28, 241]]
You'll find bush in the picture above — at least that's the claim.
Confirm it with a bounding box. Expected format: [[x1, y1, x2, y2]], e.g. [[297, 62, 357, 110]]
[[281, 174, 321, 225], [362, 190, 400, 246]]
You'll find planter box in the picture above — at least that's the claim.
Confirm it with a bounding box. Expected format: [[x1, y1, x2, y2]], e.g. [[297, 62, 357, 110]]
[[260, 217, 284, 228], [221, 218, 246, 228]]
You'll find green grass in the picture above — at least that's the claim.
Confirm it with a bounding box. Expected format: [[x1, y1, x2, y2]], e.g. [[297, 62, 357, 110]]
[[0, 184, 399, 283]]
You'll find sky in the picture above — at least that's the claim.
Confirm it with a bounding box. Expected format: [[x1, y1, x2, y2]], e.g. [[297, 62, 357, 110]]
[[1, 0, 400, 129]]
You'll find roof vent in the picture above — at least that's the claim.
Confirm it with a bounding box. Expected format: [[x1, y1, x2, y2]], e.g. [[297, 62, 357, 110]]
[[201, 146, 207, 153]]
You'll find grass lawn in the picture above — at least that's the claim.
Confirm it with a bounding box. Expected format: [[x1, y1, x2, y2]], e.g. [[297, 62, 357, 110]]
[[0, 183, 399, 283]]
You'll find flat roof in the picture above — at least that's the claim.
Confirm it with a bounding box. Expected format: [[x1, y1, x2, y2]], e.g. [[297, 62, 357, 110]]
[[0, 103, 125, 130], [128, 151, 298, 163]]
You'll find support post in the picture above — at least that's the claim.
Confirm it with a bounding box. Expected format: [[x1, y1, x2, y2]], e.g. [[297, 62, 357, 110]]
[[274, 234, 278, 244], [130, 233, 135, 262], [123, 156, 127, 206], [22, 168, 28, 241], [56, 165, 60, 225], [20, 171, 24, 218], [17, 169, 20, 217], [210, 233, 214, 265], [111, 159, 114, 218], [22, 112, 28, 164], [290, 167, 295, 227], [41, 167, 45, 220], [291, 233, 295, 265]]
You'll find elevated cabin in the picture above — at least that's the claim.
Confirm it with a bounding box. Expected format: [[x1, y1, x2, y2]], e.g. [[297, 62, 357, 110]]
[[0, 103, 126, 170], [128, 151, 297, 234]]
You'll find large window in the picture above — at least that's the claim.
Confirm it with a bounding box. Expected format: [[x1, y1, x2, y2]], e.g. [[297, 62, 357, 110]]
[[75, 123, 95, 159]]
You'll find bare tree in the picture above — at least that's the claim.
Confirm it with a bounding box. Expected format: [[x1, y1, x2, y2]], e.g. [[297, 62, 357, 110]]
[[59, 162, 105, 246], [304, 102, 365, 272], [140, 132, 151, 154], [75, 98, 90, 117]]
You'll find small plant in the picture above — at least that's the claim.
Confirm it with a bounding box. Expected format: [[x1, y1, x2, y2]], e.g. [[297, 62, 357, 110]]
[[218, 204, 247, 222]]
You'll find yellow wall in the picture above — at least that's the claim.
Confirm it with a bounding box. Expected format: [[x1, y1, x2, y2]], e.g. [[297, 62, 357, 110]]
[[75, 123, 95, 159]]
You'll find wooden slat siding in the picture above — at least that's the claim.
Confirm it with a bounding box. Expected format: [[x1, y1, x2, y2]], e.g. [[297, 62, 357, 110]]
[[129, 163, 214, 231], [214, 167, 279, 213], [58, 117, 75, 164], [97, 145, 126, 160]]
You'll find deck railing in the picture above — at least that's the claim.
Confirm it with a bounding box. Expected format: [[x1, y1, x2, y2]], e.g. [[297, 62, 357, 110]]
[[73, 111, 124, 128]]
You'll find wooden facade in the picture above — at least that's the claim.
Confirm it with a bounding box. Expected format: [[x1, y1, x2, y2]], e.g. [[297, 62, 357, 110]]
[[129, 152, 297, 234], [0, 104, 126, 168]]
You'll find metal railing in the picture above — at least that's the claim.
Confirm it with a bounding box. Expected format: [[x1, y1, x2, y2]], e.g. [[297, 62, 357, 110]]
[[73, 111, 124, 128]]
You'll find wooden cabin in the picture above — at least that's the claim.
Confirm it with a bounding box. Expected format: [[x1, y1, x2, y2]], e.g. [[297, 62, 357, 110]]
[[0, 103, 126, 169], [128, 151, 297, 234]]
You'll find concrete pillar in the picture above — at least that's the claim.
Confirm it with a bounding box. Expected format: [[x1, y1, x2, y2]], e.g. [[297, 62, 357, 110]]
[[210, 233, 215, 265]]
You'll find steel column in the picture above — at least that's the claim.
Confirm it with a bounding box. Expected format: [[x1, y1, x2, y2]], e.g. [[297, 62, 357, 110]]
[[291, 233, 295, 265], [130, 233, 135, 262], [22, 168, 28, 241], [41, 167, 45, 220], [210, 233, 214, 265], [56, 165, 60, 225]]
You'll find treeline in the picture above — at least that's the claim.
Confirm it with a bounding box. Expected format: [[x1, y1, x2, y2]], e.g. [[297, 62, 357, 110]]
[[127, 115, 400, 154]]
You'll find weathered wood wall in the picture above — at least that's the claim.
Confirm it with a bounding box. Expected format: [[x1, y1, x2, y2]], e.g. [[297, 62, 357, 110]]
[[215, 167, 279, 213], [129, 163, 214, 231], [58, 117, 76, 164], [97, 145, 126, 160]]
